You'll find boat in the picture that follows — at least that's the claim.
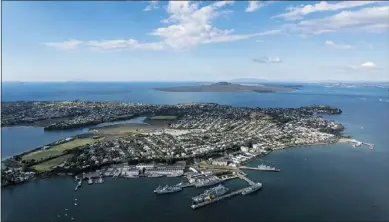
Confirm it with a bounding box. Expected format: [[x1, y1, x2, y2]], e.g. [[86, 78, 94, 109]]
[[175, 181, 184, 187], [192, 184, 229, 203], [155, 185, 183, 194], [154, 185, 163, 193], [257, 164, 280, 172], [124, 174, 139, 178], [148, 173, 164, 178], [167, 172, 183, 177], [75, 179, 82, 191], [242, 183, 262, 195], [95, 176, 104, 184], [194, 177, 222, 188]]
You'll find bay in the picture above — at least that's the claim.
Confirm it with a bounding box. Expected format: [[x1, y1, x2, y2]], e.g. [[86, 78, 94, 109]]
[[2, 82, 389, 221]]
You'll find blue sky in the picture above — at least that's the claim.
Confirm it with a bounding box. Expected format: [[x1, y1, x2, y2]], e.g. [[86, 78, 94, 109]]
[[3, 1, 389, 82]]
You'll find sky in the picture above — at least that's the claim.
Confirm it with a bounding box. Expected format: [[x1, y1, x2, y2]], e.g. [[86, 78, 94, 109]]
[[2, 1, 389, 82]]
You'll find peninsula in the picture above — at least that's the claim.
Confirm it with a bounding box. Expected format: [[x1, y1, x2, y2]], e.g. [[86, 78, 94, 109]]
[[154, 82, 297, 93], [2, 101, 347, 187]]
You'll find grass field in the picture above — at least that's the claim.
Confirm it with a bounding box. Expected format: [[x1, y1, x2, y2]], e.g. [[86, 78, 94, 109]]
[[94, 123, 161, 135], [22, 138, 102, 162], [31, 154, 73, 172], [149, 116, 177, 120]]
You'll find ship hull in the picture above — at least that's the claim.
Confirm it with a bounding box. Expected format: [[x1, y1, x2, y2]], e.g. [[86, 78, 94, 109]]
[[155, 189, 182, 195]]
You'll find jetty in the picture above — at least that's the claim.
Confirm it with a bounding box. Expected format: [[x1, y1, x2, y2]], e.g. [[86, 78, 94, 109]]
[[338, 138, 375, 150], [240, 166, 281, 172], [191, 187, 248, 209], [236, 172, 255, 186]]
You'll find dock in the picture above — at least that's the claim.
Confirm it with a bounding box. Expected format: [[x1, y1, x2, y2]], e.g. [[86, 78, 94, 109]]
[[236, 172, 255, 186], [239, 166, 281, 172], [191, 188, 247, 209], [179, 183, 194, 188]]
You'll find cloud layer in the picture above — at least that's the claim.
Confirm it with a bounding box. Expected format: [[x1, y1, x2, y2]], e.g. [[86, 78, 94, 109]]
[[325, 40, 353, 49], [273, 1, 379, 21], [44, 1, 281, 51], [253, 57, 282, 64], [246, 1, 264, 13], [286, 5, 389, 35]]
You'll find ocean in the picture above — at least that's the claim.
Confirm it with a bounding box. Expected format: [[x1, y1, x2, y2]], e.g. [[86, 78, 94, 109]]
[[2, 82, 389, 222]]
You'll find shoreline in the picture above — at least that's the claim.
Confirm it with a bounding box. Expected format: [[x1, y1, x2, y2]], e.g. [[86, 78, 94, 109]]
[[1, 137, 360, 188]]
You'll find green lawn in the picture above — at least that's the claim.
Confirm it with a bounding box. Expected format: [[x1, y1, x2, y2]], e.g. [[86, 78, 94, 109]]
[[22, 138, 102, 162], [31, 154, 73, 172]]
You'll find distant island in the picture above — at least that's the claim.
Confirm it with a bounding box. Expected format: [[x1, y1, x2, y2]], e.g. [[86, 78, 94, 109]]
[[154, 82, 297, 93], [229, 78, 269, 83]]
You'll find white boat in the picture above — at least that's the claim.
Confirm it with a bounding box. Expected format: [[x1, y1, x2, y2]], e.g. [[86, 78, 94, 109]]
[[148, 173, 164, 178]]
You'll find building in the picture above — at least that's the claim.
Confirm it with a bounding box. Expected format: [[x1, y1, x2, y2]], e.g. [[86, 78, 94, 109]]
[[253, 143, 264, 149], [240, 146, 249, 152], [212, 157, 229, 166], [136, 164, 154, 169]]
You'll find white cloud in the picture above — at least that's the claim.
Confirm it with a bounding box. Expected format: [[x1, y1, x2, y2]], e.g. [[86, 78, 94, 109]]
[[44, 1, 281, 51], [360, 62, 377, 68], [348, 62, 381, 70], [253, 57, 282, 64], [144, 1, 159, 11], [246, 1, 264, 13], [43, 40, 82, 50], [325, 40, 353, 49], [284, 6, 389, 35], [273, 1, 379, 21]]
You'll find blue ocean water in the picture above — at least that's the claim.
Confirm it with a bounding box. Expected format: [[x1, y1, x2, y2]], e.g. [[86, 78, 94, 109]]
[[1, 82, 389, 221]]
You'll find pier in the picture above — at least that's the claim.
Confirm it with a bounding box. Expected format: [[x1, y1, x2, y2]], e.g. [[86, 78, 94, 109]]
[[236, 172, 255, 186], [179, 183, 194, 188], [239, 166, 281, 172], [191, 188, 247, 209]]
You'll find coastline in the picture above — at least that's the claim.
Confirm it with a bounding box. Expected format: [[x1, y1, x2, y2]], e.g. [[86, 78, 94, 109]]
[[1, 137, 358, 188]]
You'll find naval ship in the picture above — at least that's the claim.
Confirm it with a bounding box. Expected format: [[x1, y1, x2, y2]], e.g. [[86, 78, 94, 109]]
[[154, 185, 183, 194], [192, 184, 229, 203], [242, 183, 262, 195], [257, 164, 280, 172], [194, 177, 223, 188]]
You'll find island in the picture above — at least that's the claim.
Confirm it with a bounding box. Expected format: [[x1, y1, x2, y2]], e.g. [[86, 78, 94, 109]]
[[154, 82, 297, 93], [1, 101, 350, 188]]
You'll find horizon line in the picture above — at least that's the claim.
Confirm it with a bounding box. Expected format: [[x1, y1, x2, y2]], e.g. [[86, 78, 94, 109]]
[[2, 80, 389, 83]]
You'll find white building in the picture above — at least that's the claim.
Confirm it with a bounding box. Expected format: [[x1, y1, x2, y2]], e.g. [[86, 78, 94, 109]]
[[240, 146, 249, 152], [136, 164, 154, 169], [253, 143, 264, 149]]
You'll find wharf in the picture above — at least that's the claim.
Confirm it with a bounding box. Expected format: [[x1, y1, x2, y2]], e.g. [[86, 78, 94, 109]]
[[236, 172, 255, 186], [179, 183, 194, 188], [239, 166, 281, 172], [191, 188, 247, 209], [221, 175, 238, 181]]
